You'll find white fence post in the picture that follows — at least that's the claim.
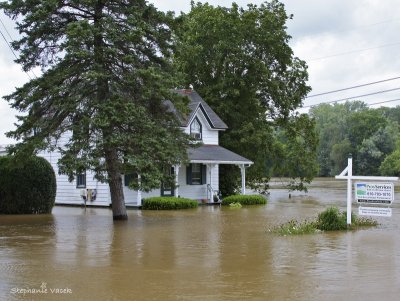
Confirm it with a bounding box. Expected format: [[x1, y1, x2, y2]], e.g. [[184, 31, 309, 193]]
[[346, 156, 352, 225]]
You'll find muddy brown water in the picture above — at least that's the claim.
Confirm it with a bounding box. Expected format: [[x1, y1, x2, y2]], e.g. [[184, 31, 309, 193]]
[[1, 179, 400, 301]]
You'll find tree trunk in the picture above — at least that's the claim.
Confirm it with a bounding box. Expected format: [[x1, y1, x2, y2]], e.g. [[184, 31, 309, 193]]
[[105, 147, 128, 220], [93, 1, 126, 220]]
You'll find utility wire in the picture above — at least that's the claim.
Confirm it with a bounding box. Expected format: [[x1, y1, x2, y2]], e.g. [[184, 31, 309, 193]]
[[0, 17, 37, 79], [366, 98, 400, 107], [307, 41, 400, 61], [0, 28, 34, 81], [307, 76, 400, 98], [300, 97, 400, 112], [303, 87, 400, 108], [0, 27, 19, 63], [0, 16, 14, 42]]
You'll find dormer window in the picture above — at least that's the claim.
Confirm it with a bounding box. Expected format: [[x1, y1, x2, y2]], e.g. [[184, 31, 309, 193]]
[[190, 117, 202, 140]]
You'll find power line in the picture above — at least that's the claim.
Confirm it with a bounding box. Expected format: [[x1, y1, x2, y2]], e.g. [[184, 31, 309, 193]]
[[300, 97, 400, 111], [366, 98, 400, 107], [0, 28, 34, 80], [303, 87, 400, 108], [307, 76, 400, 98], [0, 28, 19, 62], [0, 16, 14, 42], [307, 41, 400, 61], [0, 20, 37, 79]]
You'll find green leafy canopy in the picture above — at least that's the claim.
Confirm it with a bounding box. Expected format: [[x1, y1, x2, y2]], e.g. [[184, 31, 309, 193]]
[[1, 0, 191, 219], [173, 0, 316, 193]]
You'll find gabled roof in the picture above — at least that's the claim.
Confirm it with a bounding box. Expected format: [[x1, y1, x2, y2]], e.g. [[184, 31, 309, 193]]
[[174, 89, 228, 130], [188, 145, 253, 165]]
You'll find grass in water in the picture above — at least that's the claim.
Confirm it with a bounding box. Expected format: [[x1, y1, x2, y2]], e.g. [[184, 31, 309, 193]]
[[229, 202, 242, 208], [272, 219, 319, 235], [271, 206, 378, 236]]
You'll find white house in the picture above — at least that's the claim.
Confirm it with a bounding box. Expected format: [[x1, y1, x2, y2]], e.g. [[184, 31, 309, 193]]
[[0, 145, 8, 156], [40, 89, 253, 206]]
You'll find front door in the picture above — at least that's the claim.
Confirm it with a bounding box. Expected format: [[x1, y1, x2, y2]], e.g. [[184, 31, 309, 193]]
[[161, 166, 175, 197]]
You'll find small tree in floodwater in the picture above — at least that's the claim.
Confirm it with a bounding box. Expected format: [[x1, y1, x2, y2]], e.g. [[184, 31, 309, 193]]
[[1, 0, 190, 220]]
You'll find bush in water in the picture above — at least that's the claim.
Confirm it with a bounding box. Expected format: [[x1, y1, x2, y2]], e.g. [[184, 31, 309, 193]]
[[271, 206, 378, 235], [0, 156, 56, 214], [316, 206, 348, 231], [142, 197, 198, 210], [222, 194, 266, 205]]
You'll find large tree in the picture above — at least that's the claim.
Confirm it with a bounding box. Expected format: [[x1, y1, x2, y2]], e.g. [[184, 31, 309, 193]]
[[380, 139, 400, 176], [1, 0, 190, 220], [310, 101, 367, 176], [173, 1, 317, 193], [310, 101, 399, 176]]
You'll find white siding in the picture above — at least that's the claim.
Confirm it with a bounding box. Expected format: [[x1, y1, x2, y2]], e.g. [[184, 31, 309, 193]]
[[123, 164, 220, 202], [40, 109, 224, 206], [211, 164, 219, 192], [123, 184, 160, 203], [39, 132, 111, 207], [184, 108, 220, 145], [177, 164, 218, 200], [177, 164, 207, 200]]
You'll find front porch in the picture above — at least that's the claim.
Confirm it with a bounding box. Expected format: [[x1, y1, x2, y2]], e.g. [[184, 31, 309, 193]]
[[124, 145, 253, 206]]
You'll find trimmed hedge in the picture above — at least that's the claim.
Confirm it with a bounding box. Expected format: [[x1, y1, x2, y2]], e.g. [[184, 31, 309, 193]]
[[0, 156, 56, 214], [142, 197, 198, 210], [222, 194, 267, 205]]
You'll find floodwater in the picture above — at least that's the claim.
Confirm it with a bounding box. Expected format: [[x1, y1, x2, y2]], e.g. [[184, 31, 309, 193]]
[[1, 179, 400, 301]]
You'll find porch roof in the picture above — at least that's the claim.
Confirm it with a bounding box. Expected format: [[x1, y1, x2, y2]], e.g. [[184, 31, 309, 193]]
[[188, 145, 253, 165]]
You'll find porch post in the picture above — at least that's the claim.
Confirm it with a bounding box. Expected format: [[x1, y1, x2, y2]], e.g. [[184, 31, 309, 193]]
[[174, 165, 180, 197], [240, 164, 246, 195], [207, 164, 212, 203], [137, 174, 142, 206], [206, 164, 217, 202]]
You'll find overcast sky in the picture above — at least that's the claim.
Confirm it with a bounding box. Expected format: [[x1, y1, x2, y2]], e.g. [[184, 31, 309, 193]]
[[1, 0, 400, 144]]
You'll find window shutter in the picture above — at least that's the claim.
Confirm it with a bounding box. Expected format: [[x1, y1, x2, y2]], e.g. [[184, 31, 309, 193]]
[[124, 174, 130, 186], [201, 164, 207, 185], [124, 173, 138, 186], [186, 165, 192, 185]]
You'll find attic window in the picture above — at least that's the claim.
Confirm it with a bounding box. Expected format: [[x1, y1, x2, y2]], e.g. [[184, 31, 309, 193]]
[[190, 117, 202, 140]]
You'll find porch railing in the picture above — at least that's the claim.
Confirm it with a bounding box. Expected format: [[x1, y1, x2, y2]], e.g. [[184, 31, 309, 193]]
[[207, 184, 221, 203]]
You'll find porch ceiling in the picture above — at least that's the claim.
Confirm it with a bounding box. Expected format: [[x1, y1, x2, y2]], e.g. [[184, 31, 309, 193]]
[[188, 145, 253, 165]]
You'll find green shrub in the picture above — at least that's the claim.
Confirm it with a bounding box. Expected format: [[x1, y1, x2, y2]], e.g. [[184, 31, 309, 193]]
[[222, 194, 266, 205], [316, 206, 349, 231], [142, 197, 198, 210], [271, 206, 378, 236], [229, 202, 242, 208], [0, 156, 56, 214]]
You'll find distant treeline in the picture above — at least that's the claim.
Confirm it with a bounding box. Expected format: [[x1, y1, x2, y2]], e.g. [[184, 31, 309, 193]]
[[309, 101, 400, 177]]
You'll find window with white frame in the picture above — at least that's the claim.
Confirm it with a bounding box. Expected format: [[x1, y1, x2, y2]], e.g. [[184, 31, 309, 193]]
[[190, 117, 202, 140], [191, 164, 202, 184], [186, 164, 206, 185], [76, 171, 86, 188]]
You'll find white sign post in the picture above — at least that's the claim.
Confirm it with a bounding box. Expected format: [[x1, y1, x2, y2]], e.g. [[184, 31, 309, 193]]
[[335, 156, 398, 225]]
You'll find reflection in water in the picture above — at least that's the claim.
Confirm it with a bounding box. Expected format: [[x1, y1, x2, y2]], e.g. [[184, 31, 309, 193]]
[[1, 183, 400, 300]]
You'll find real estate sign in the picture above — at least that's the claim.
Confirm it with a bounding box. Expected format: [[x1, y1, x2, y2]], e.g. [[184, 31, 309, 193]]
[[355, 182, 394, 205], [359, 206, 392, 217]]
